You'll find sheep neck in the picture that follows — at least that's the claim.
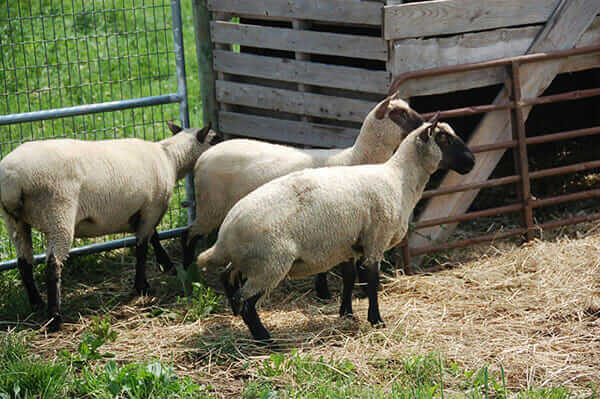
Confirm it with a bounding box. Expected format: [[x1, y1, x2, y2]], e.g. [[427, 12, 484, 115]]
[[160, 137, 197, 181], [387, 139, 437, 209]]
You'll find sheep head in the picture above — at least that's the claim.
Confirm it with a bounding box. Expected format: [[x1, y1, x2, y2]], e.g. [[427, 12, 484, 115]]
[[414, 114, 475, 175], [355, 96, 425, 164], [161, 122, 223, 180]]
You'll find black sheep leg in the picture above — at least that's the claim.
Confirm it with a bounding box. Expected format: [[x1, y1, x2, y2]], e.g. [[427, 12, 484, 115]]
[[46, 253, 63, 332], [240, 291, 271, 342], [314, 272, 331, 300], [181, 228, 202, 270], [339, 261, 356, 317], [17, 258, 44, 309], [134, 239, 150, 294], [150, 230, 173, 272], [365, 262, 385, 327]]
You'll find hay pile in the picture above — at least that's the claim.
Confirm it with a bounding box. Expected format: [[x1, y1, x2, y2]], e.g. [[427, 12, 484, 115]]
[[33, 227, 600, 396]]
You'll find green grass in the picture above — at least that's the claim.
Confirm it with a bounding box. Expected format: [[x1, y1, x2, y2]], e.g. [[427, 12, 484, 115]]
[[0, 326, 210, 399], [1, 327, 592, 399], [0, 0, 204, 262]]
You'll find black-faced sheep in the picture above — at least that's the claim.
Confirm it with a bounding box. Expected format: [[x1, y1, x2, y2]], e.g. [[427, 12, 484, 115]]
[[182, 96, 427, 299], [194, 114, 475, 342], [0, 123, 219, 332]]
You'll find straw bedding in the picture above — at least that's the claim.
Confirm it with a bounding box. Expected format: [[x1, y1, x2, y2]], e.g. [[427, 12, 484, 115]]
[[31, 225, 600, 396]]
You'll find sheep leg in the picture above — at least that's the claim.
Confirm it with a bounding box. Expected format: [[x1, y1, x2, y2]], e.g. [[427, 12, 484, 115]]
[[44, 207, 76, 332], [365, 261, 385, 328], [356, 262, 370, 299], [181, 228, 202, 270], [134, 238, 150, 295], [339, 261, 356, 317], [239, 291, 271, 342], [1, 211, 44, 308], [150, 230, 173, 272], [46, 253, 63, 332], [18, 257, 44, 310], [314, 272, 331, 300], [220, 268, 244, 316]]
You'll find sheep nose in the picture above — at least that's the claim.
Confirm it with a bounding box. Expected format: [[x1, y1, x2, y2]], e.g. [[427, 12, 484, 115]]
[[464, 151, 475, 170]]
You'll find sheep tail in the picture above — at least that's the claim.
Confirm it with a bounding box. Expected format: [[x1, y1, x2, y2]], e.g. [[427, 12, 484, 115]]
[[195, 245, 228, 271]]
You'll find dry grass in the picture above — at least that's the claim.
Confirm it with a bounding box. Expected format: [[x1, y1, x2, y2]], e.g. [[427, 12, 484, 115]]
[[24, 225, 600, 397]]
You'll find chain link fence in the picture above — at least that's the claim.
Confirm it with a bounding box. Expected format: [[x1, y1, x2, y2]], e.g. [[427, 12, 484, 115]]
[[0, 0, 192, 268]]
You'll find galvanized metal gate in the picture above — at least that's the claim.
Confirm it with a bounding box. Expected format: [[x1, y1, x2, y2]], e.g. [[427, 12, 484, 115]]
[[0, 0, 193, 271]]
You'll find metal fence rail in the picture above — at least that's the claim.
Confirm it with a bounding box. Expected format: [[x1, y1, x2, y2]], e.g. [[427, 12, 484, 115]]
[[0, 0, 192, 270], [393, 44, 600, 268]]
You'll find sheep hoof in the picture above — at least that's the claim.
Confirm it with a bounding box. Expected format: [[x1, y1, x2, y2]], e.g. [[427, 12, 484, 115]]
[[135, 280, 151, 296], [370, 320, 386, 329], [340, 313, 358, 323], [316, 289, 332, 301], [46, 314, 63, 333], [231, 291, 243, 316]]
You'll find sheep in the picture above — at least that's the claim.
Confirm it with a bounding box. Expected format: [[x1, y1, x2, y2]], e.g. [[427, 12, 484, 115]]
[[193, 113, 475, 342], [182, 96, 427, 300], [0, 122, 220, 332]]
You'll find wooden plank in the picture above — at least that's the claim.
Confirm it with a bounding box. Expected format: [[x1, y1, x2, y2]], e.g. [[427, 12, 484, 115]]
[[408, 0, 600, 254], [219, 112, 359, 148], [207, 0, 383, 26], [212, 21, 388, 61], [393, 17, 600, 97], [384, 0, 560, 39], [392, 16, 600, 75], [213, 50, 390, 94], [216, 80, 377, 122]]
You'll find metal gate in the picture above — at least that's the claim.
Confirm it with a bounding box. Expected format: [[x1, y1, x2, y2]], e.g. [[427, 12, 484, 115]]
[[393, 44, 600, 269], [0, 0, 193, 271]]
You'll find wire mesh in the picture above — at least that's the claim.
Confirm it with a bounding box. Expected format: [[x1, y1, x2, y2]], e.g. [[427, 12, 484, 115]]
[[0, 0, 187, 261]]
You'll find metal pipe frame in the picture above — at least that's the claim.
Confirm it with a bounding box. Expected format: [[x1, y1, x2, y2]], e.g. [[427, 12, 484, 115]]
[[394, 44, 600, 262], [0, 0, 191, 272]]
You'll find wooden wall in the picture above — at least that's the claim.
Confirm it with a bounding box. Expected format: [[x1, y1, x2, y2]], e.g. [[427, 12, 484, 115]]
[[206, 0, 390, 148], [386, 0, 600, 97]]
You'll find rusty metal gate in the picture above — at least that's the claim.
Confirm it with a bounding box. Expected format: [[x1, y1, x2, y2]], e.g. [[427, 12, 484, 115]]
[[394, 44, 600, 268]]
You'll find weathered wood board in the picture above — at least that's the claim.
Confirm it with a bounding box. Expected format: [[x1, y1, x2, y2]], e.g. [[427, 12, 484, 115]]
[[216, 80, 377, 122], [392, 17, 600, 97], [218, 112, 359, 148], [392, 17, 600, 75], [212, 21, 388, 61], [384, 0, 560, 39], [213, 50, 390, 94], [408, 0, 600, 253], [208, 0, 383, 26]]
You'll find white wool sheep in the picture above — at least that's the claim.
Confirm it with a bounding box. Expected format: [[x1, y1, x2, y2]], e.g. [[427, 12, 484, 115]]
[[0, 122, 219, 332], [182, 96, 426, 299], [194, 115, 475, 342]]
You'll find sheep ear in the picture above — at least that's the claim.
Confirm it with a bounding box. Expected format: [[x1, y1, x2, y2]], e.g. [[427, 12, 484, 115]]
[[374, 97, 391, 120], [389, 108, 425, 134], [167, 121, 183, 135], [196, 122, 212, 143], [419, 112, 440, 142]]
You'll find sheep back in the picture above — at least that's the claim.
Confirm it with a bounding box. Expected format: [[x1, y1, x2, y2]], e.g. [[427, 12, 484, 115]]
[[0, 138, 175, 237]]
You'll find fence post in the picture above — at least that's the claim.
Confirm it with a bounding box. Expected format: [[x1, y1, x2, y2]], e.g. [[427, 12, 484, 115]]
[[508, 61, 535, 241], [170, 0, 195, 223], [192, 0, 219, 131]]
